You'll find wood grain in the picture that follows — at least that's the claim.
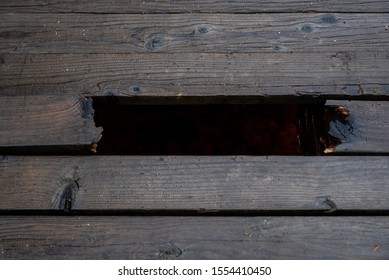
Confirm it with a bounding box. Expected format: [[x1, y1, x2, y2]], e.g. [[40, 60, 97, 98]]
[[325, 101, 389, 154], [1, 156, 388, 211], [1, 0, 389, 13], [1, 13, 388, 54], [0, 95, 102, 152], [1, 0, 388, 262], [1, 52, 388, 99], [1, 216, 388, 259]]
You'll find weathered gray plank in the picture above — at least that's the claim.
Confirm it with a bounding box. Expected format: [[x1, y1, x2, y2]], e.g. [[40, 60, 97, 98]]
[[1, 13, 388, 54], [1, 156, 388, 211], [325, 101, 389, 154], [1, 0, 389, 13], [0, 216, 388, 259], [1, 52, 388, 98], [0, 95, 102, 151]]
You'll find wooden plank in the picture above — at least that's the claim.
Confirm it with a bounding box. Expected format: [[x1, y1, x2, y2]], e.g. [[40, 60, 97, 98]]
[[0, 216, 388, 259], [1, 0, 389, 13], [1, 13, 388, 54], [0, 95, 102, 152], [1, 156, 388, 211], [1, 52, 388, 98], [324, 101, 389, 154]]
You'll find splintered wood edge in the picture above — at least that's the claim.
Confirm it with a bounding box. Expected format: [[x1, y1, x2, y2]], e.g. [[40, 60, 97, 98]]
[[323, 100, 389, 154], [0, 95, 102, 152]]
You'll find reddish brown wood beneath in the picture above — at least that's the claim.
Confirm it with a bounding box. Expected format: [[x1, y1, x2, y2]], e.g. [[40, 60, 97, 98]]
[[94, 104, 300, 155]]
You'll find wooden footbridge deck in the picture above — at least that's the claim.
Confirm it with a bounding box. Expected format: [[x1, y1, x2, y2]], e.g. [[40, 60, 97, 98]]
[[1, 0, 389, 259]]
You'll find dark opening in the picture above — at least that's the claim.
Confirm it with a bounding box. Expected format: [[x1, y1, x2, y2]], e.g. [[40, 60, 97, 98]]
[[94, 103, 300, 155], [93, 99, 344, 156]]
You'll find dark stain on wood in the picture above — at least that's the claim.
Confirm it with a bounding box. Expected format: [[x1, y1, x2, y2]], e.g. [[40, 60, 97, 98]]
[[197, 26, 210, 34], [129, 86, 142, 95], [145, 36, 166, 50], [58, 166, 81, 212], [301, 24, 314, 33], [0, 31, 32, 39], [0, 155, 8, 163], [59, 184, 75, 212], [322, 14, 338, 24]]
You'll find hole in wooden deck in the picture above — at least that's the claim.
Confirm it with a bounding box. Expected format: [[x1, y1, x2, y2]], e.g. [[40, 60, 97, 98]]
[[93, 99, 346, 156]]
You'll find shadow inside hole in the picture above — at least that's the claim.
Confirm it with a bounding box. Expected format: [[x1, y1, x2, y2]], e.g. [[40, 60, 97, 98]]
[[93, 103, 302, 155]]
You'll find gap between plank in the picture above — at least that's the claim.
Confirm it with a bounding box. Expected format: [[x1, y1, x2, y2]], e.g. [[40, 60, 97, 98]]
[[0, 209, 389, 216]]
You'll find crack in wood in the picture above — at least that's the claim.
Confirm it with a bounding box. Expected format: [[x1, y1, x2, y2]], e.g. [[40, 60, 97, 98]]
[[59, 184, 76, 213], [58, 166, 81, 212]]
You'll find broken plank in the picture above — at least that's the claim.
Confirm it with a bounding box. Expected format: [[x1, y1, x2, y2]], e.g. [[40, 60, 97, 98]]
[[1, 52, 388, 99], [0, 156, 388, 211], [325, 101, 389, 154], [1, 0, 389, 13], [1, 13, 388, 54], [0, 216, 388, 259], [0, 95, 102, 153]]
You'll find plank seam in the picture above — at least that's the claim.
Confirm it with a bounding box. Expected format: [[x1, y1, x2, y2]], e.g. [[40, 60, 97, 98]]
[[1, 210, 389, 216]]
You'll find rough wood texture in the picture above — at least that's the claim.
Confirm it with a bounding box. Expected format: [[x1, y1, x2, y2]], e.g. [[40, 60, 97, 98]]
[[0, 95, 102, 151], [1, 156, 388, 211], [1, 13, 388, 54], [1, 0, 388, 261], [1, 0, 389, 13], [1, 52, 388, 98], [0, 216, 388, 259], [325, 101, 389, 154]]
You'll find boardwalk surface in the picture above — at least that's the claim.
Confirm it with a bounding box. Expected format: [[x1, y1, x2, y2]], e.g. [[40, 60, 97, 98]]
[[0, 1, 388, 259]]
